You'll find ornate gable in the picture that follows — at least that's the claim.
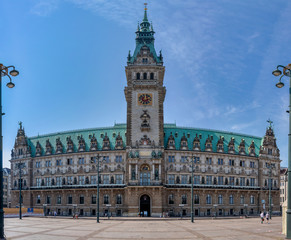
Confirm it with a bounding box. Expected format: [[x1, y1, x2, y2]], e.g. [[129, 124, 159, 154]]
[[193, 134, 201, 151], [180, 133, 188, 150], [167, 133, 175, 150]]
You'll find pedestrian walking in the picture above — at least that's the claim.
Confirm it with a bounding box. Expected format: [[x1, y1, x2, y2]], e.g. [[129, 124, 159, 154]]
[[260, 211, 264, 224], [266, 212, 269, 224]]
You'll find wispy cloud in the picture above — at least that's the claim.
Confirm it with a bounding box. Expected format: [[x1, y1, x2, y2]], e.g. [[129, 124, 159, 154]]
[[31, 0, 58, 16]]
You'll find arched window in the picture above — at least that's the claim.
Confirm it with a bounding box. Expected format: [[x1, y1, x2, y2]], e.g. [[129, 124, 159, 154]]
[[182, 194, 187, 204], [143, 72, 147, 79], [104, 195, 109, 204], [229, 195, 234, 204], [169, 194, 174, 204], [116, 194, 122, 204], [240, 195, 244, 204], [150, 73, 154, 79], [194, 194, 199, 204], [137, 73, 140, 80], [218, 195, 223, 204], [206, 195, 212, 204]]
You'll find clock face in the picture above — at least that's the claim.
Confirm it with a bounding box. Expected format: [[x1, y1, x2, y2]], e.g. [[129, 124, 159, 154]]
[[138, 93, 153, 105]]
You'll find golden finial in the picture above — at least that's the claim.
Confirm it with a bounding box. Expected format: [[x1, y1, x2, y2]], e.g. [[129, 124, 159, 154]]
[[144, 2, 148, 11]]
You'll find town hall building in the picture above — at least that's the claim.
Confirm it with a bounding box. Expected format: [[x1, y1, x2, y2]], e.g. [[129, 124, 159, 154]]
[[10, 6, 281, 217]]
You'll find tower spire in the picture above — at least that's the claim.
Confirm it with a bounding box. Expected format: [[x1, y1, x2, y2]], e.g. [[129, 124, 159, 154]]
[[143, 3, 148, 22]]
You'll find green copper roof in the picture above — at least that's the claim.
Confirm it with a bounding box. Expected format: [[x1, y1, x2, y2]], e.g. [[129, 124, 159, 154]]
[[164, 124, 262, 156], [127, 6, 163, 64], [28, 124, 127, 157], [26, 123, 262, 157]]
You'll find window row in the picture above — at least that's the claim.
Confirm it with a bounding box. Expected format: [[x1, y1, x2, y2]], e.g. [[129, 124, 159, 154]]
[[36, 194, 123, 205], [136, 72, 155, 80], [167, 175, 256, 186], [168, 156, 256, 168], [168, 194, 256, 205], [34, 155, 121, 168], [35, 174, 124, 186]]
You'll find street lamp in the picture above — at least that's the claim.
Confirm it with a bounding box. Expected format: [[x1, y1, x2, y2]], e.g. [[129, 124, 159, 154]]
[[16, 162, 25, 220], [272, 63, 291, 239], [187, 154, 194, 223], [0, 63, 19, 239], [91, 154, 103, 223]]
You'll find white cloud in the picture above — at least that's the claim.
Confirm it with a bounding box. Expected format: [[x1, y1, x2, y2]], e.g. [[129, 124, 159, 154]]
[[31, 0, 59, 16]]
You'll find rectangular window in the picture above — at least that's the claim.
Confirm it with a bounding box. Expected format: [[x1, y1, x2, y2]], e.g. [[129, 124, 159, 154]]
[[240, 161, 245, 167], [218, 176, 223, 185], [218, 158, 223, 165], [45, 177, 51, 186], [46, 196, 51, 204], [78, 158, 85, 164], [56, 159, 62, 166], [115, 156, 122, 163], [36, 195, 41, 204], [116, 194, 122, 204], [67, 176, 73, 185], [206, 175, 212, 185], [181, 175, 187, 184], [250, 178, 255, 186], [250, 161, 255, 168], [194, 157, 200, 164], [250, 196, 255, 205], [268, 148, 272, 155], [104, 195, 109, 204], [194, 195, 199, 204], [78, 176, 85, 185], [56, 177, 62, 186], [181, 195, 187, 204], [180, 156, 187, 163], [103, 175, 110, 184], [169, 194, 174, 204], [206, 157, 212, 165], [229, 177, 235, 186], [68, 195, 73, 204], [116, 174, 123, 184], [57, 195, 62, 204], [36, 178, 41, 187], [168, 156, 175, 163], [103, 156, 110, 163], [91, 175, 97, 184], [36, 162, 41, 168], [92, 195, 96, 204], [80, 195, 84, 204], [45, 160, 51, 167], [194, 175, 200, 184], [67, 158, 73, 165], [240, 177, 245, 186], [229, 159, 234, 166], [168, 175, 175, 184]]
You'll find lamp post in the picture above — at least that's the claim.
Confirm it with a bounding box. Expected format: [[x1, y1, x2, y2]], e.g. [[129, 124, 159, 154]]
[[91, 154, 103, 223], [16, 162, 25, 220], [272, 63, 291, 238], [0, 63, 19, 239], [187, 154, 194, 223]]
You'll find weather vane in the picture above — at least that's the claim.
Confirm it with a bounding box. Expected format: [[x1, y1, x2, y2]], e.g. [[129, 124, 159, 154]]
[[18, 121, 22, 129], [267, 118, 273, 128]]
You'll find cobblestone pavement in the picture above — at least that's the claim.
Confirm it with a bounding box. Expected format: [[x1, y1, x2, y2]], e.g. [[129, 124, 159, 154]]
[[3, 216, 285, 240]]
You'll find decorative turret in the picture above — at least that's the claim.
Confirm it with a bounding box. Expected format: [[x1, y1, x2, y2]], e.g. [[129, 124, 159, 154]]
[[115, 133, 124, 150], [217, 136, 224, 153], [127, 3, 163, 65], [259, 119, 280, 157], [11, 122, 30, 159], [180, 134, 188, 150], [205, 135, 213, 152], [193, 134, 201, 151], [167, 133, 175, 150], [102, 133, 111, 150]]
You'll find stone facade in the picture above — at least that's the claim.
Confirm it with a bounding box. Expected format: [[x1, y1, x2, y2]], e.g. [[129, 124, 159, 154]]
[[3, 168, 11, 208], [10, 7, 281, 218], [280, 168, 288, 206]]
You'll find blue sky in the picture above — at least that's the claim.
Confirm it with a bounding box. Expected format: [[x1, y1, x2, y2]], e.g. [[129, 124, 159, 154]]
[[1, 0, 291, 168]]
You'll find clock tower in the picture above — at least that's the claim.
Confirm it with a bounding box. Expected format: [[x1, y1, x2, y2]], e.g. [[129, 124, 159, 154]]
[[124, 4, 166, 150]]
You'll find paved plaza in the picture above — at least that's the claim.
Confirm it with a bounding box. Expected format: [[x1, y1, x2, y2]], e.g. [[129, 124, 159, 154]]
[[3, 216, 285, 240]]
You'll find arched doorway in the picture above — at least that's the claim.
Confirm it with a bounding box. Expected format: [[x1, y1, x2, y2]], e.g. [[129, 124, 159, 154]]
[[140, 194, 151, 217]]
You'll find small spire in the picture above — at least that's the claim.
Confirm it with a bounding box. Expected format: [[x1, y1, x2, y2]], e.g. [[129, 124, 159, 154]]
[[151, 21, 153, 31], [137, 22, 140, 31], [267, 118, 273, 128], [143, 3, 148, 22], [18, 121, 22, 129]]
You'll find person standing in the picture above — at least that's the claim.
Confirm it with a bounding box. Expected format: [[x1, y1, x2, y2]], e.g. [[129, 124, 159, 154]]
[[266, 212, 269, 224], [260, 211, 264, 224]]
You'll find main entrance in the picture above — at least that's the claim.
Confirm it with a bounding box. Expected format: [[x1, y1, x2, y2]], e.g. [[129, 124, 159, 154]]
[[140, 194, 151, 217]]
